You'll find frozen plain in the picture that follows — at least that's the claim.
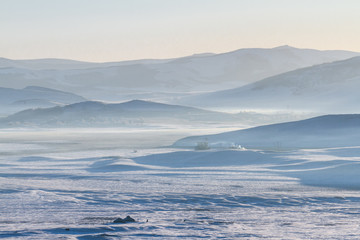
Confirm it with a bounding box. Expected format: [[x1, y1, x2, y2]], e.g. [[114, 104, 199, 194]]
[[2, 128, 360, 239]]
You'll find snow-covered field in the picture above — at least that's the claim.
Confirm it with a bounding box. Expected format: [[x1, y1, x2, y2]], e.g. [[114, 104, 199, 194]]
[[2, 128, 360, 239]]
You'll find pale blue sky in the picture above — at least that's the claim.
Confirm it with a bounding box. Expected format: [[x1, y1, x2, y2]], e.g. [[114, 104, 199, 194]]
[[1, 0, 360, 62]]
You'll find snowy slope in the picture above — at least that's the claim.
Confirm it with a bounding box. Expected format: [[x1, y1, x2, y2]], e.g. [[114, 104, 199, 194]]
[[177, 56, 360, 113], [173, 114, 360, 149], [0, 100, 241, 128], [1, 46, 359, 101]]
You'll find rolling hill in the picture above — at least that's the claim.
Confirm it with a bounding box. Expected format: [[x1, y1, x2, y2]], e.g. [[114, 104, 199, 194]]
[[0, 86, 86, 115], [0, 100, 242, 128], [177, 56, 360, 113]]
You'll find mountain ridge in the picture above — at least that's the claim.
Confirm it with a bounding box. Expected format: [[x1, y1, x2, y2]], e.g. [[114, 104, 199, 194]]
[[1, 46, 359, 101]]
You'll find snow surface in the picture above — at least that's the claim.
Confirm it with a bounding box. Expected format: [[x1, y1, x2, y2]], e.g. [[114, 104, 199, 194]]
[[2, 128, 360, 239]]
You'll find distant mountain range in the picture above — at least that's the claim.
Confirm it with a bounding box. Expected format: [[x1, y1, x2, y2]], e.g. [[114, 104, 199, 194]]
[[173, 114, 360, 150], [1, 46, 358, 101], [0, 57, 173, 70], [0, 100, 243, 128], [177, 56, 360, 113]]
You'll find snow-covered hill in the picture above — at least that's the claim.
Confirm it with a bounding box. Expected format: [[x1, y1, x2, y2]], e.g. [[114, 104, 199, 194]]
[[0, 100, 242, 128], [173, 114, 360, 150], [0, 86, 86, 115], [177, 56, 360, 113], [1, 46, 358, 101]]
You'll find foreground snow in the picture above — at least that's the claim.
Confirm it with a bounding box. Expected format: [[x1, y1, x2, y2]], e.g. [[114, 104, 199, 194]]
[[2, 129, 360, 239]]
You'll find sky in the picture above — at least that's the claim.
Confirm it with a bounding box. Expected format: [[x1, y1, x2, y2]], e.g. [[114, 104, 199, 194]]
[[1, 0, 360, 62]]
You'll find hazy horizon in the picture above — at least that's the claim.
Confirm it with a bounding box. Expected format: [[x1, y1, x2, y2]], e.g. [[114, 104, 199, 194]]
[[2, 0, 360, 62]]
